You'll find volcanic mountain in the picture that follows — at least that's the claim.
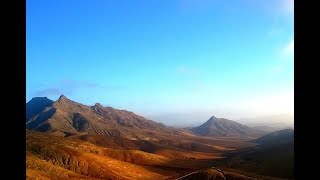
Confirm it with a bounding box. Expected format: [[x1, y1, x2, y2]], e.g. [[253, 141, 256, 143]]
[[191, 116, 265, 138], [26, 97, 54, 122], [26, 95, 175, 138]]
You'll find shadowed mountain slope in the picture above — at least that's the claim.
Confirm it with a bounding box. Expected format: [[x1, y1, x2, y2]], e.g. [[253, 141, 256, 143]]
[[26, 97, 54, 122], [213, 129, 294, 179], [255, 128, 294, 145]]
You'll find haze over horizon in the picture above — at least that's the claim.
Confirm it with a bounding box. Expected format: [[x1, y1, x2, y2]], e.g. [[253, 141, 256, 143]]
[[27, 0, 294, 126]]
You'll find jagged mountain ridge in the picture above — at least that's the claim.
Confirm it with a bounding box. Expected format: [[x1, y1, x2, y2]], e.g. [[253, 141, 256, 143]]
[[26, 95, 174, 138]]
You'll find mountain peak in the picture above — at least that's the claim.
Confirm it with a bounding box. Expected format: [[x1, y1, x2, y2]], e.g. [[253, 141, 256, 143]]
[[58, 94, 68, 101], [26, 97, 54, 121], [209, 115, 218, 119], [28, 97, 53, 105], [207, 115, 218, 123], [94, 103, 104, 108], [55, 95, 73, 105], [192, 115, 264, 137]]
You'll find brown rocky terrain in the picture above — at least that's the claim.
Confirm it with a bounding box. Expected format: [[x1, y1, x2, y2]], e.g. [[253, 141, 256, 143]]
[[26, 95, 176, 139], [26, 96, 293, 180]]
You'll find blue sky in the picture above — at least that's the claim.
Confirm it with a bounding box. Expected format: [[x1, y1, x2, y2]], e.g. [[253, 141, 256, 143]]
[[27, 0, 294, 125]]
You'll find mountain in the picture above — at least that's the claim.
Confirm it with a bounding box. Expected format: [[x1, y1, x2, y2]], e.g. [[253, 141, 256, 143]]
[[26, 97, 54, 122], [191, 116, 265, 138], [26, 96, 293, 179], [26, 95, 175, 138], [25, 95, 255, 158], [254, 128, 294, 145]]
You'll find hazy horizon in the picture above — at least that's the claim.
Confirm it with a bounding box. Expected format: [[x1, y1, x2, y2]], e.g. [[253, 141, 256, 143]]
[[27, 0, 293, 126]]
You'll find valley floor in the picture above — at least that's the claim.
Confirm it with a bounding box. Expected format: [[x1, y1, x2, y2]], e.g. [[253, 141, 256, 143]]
[[26, 130, 293, 180]]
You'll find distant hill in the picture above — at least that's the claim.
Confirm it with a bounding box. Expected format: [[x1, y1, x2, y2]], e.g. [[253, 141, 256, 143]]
[[214, 129, 294, 179], [251, 125, 280, 133], [26, 97, 53, 122], [191, 116, 265, 138], [26, 95, 175, 138], [255, 129, 294, 145]]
